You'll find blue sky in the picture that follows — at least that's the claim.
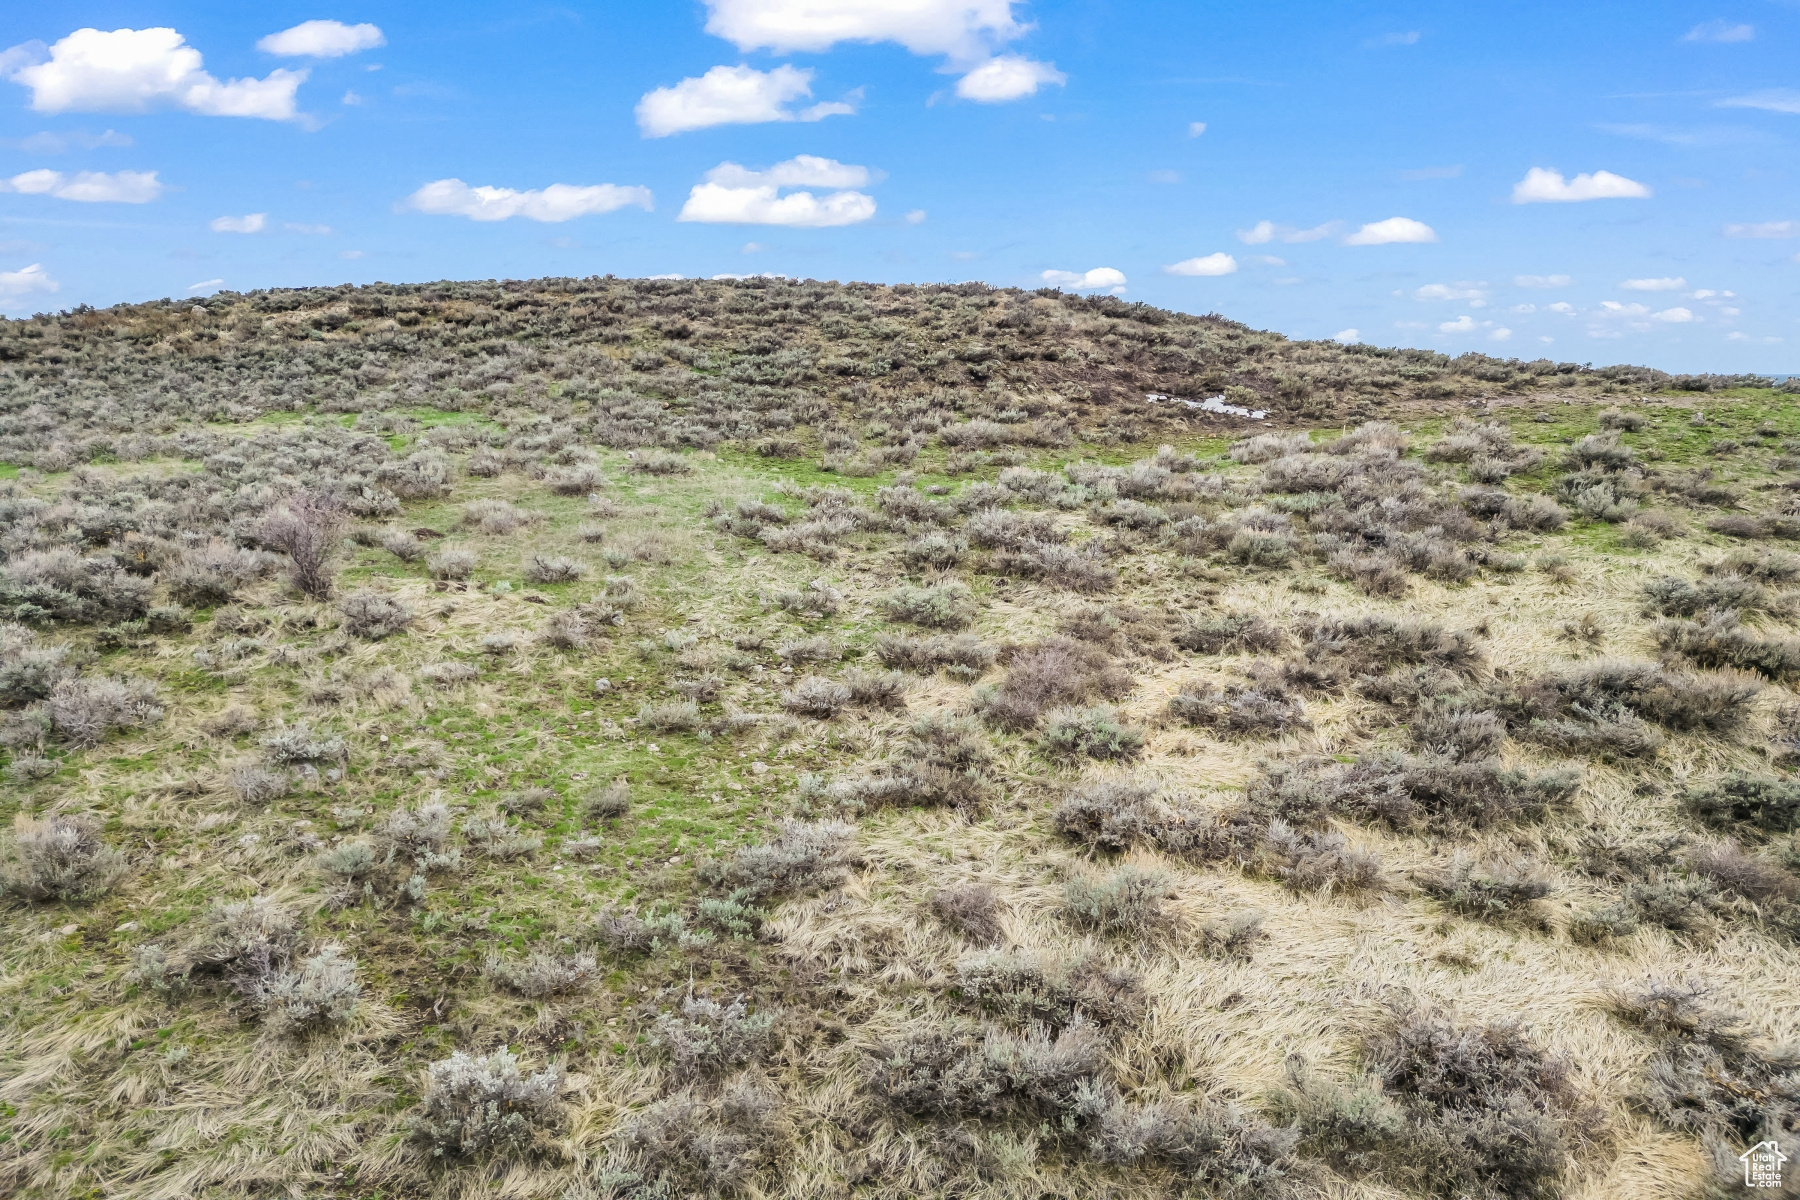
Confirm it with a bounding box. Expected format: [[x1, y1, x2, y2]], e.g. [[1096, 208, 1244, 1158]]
[[1, 1, 1797, 372]]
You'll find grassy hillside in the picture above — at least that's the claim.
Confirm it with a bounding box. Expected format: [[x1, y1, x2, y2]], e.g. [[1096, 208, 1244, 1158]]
[[1, 275, 1798, 1200]]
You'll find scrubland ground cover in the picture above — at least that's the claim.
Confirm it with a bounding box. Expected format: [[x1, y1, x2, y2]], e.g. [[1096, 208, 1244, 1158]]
[[1, 276, 1798, 1199]]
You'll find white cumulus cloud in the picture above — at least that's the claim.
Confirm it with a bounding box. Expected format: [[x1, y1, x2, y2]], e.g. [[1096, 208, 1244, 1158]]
[[1620, 276, 1686, 291], [0, 262, 58, 301], [257, 20, 385, 57], [1235, 219, 1338, 245], [678, 156, 878, 227], [1041, 267, 1126, 292], [1344, 216, 1437, 245], [1333, 328, 1360, 343], [1514, 274, 1572, 287], [1188, 121, 1207, 137], [636, 64, 855, 137], [1653, 306, 1696, 323], [702, 0, 1026, 62], [1724, 220, 1797, 239], [404, 179, 654, 222], [955, 55, 1064, 101], [1439, 315, 1478, 333], [210, 212, 266, 233], [1511, 167, 1651, 203], [0, 168, 162, 202], [5, 27, 307, 120], [1490, 327, 1513, 341], [1413, 281, 1488, 304], [1163, 253, 1237, 277]]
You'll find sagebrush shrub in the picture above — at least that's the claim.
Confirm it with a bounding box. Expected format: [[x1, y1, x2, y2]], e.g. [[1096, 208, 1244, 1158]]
[[256, 945, 363, 1034], [256, 491, 345, 600], [0, 813, 127, 901], [1062, 866, 1173, 934], [700, 819, 853, 901], [930, 881, 1004, 943], [1041, 704, 1144, 760], [485, 948, 600, 997], [780, 675, 852, 718], [523, 554, 584, 585], [653, 992, 777, 1078], [412, 1048, 564, 1159], [338, 590, 413, 640], [48, 675, 163, 747], [882, 582, 977, 629], [427, 547, 477, 580]]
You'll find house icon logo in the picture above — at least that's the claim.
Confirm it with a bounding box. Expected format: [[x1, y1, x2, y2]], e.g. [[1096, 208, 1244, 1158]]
[[1741, 1140, 1789, 1189]]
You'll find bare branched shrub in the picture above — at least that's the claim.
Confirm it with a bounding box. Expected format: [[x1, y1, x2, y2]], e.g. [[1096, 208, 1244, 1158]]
[[0, 813, 127, 901], [524, 554, 585, 585], [975, 635, 1131, 731], [338, 590, 413, 640], [930, 881, 1004, 943], [256, 491, 346, 600], [1283, 1004, 1590, 1200], [412, 1047, 564, 1159]]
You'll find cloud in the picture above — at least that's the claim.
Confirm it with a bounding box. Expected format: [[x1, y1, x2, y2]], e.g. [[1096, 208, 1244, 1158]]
[[1413, 281, 1488, 304], [701, 0, 1026, 63], [0, 168, 162, 202], [0, 262, 57, 301], [257, 20, 385, 57], [1147, 169, 1181, 184], [1041, 267, 1127, 292], [678, 155, 878, 227], [1187, 121, 1207, 137], [1490, 327, 1513, 341], [1344, 216, 1437, 245], [1163, 253, 1237, 277], [186, 278, 223, 292], [636, 64, 855, 136], [1236, 219, 1339, 244], [404, 178, 654, 222], [1398, 164, 1462, 180], [1653, 306, 1696, 323], [1600, 301, 1650, 315], [1596, 122, 1762, 148], [955, 55, 1065, 101], [1439, 315, 1478, 333], [905, 209, 927, 224], [5, 27, 307, 120], [1514, 274, 1571, 287], [0, 128, 131, 153], [1512, 167, 1650, 203], [1365, 31, 1420, 47], [1620, 276, 1685, 291], [1724, 220, 1797, 239], [210, 213, 266, 233], [1683, 20, 1753, 43], [1548, 301, 1576, 313], [284, 222, 332, 234], [1717, 89, 1800, 114], [1333, 329, 1360, 343]]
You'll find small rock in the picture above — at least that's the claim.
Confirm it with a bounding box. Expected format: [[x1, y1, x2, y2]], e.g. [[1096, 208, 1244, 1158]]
[[58, 923, 79, 936], [593, 678, 613, 694], [750, 761, 769, 775]]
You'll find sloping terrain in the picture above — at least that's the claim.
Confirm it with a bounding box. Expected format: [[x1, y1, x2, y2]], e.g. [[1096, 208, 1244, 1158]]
[[1, 275, 1798, 1200]]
